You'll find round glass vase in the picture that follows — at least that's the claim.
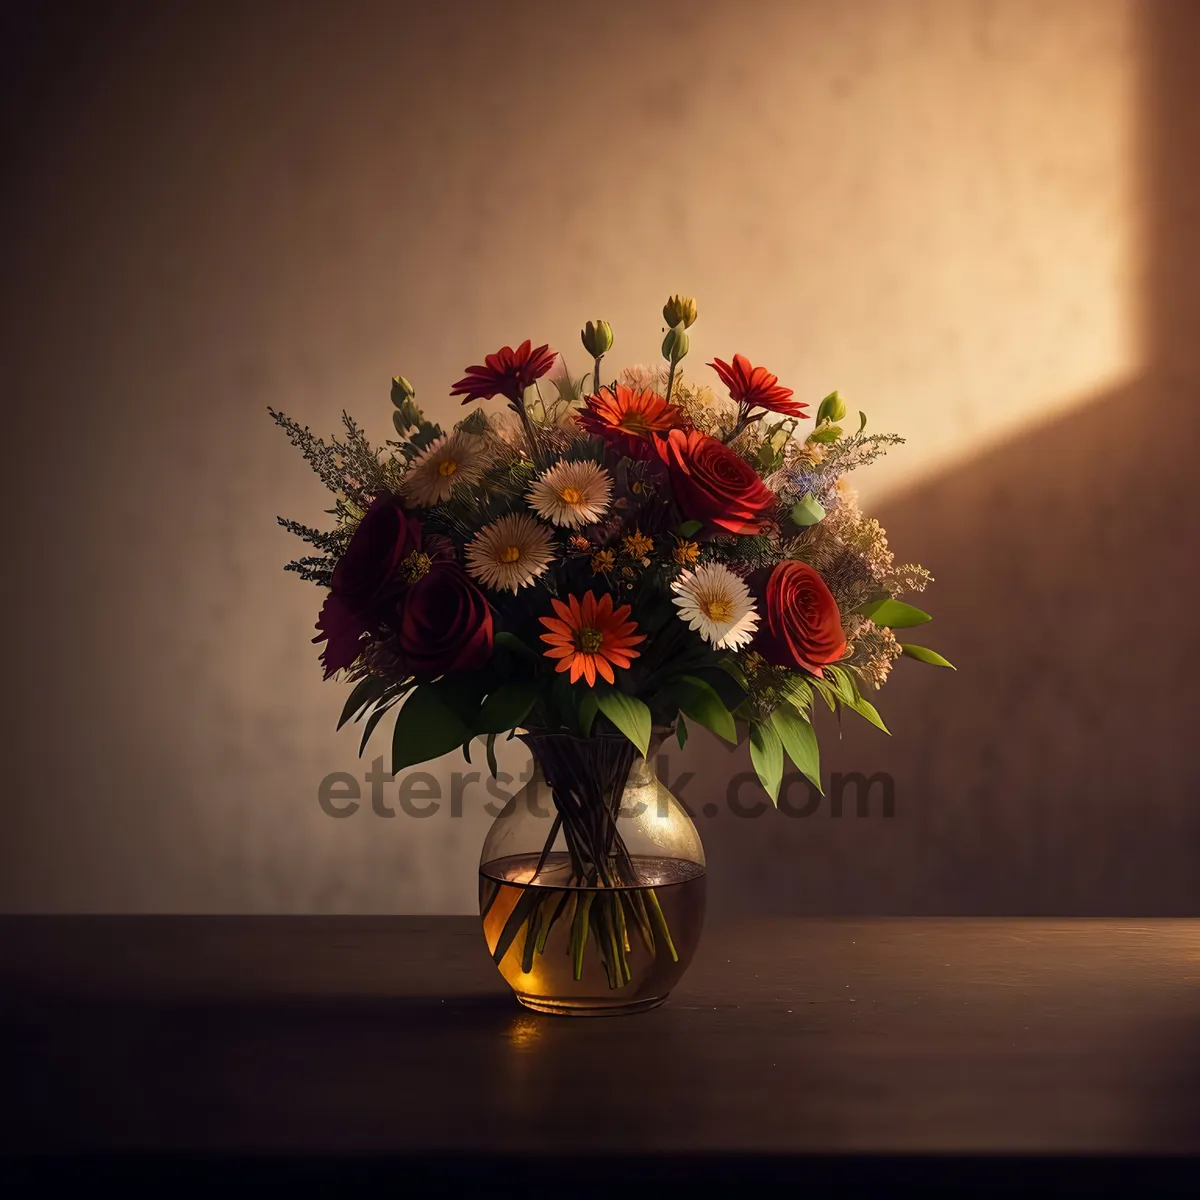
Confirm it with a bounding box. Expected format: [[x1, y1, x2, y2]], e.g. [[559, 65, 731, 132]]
[[479, 728, 706, 1016]]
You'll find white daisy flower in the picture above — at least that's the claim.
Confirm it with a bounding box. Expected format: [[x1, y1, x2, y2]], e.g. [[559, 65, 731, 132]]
[[465, 513, 555, 593], [401, 431, 487, 507], [671, 562, 759, 650], [527, 459, 612, 529]]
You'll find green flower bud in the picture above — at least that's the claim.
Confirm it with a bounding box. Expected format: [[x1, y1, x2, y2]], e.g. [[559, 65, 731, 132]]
[[581, 319, 614, 357], [816, 390, 847, 424], [391, 375, 416, 405], [662, 326, 690, 364], [391, 376, 424, 431], [662, 294, 697, 329]]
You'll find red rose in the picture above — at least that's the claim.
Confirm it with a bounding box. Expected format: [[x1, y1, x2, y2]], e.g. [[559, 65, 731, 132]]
[[313, 493, 421, 677], [753, 560, 847, 676], [652, 428, 777, 535], [397, 562, 494, 679]]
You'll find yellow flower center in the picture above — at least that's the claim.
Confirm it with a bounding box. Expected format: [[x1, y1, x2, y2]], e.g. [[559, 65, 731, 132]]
[[700, 595, 736, 624], [499, 545, 521, 564], [560, 486, 586, 506], [623, 532, 653, 557], [399, 551, 432, 584], [619, 412, 650, 434], [575, 627, 604, 654], [438, 459, 459, 477]]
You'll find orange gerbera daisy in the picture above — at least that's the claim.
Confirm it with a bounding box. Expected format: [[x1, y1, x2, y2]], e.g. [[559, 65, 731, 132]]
[[577, 384, 689, 458], [538, 591, 645, 686]]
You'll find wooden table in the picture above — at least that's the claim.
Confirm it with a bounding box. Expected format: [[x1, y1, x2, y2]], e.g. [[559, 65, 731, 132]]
[[2, 917, 1198, 1184]]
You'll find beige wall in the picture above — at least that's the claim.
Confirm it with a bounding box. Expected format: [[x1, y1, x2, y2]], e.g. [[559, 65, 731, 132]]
[[2, 0, 1195, 913]]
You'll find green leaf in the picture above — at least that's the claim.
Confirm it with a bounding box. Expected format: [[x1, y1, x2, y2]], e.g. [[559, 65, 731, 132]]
[[697, 662, 750, 712], [391, 684, 472, 773], [677, 519, 703, 538], [785, 676, 814, 717], [770, 705, 822, 795], [808, 422, 842, 444], [358, 705, 390, 755], [821, 664, 891, 732], [823, 663, 858, 706], [790, 493, 826, 527], [577, 690, 599, 738], [477, 681, 540, 735], [431, 676, 489, 726], [857, 410, 867, 433], [810, 675, 837, 713], [595, 689, 652, 756], [846, 690, 889, 733], [749, 721, 785, 805], [667, 675, 737, 744], [755, 440, 781, 473], [337, 675, 387, 731], [357, 687, 411, 756], [494, 631, 540, 662], [676, 716, 688, 750], [858, 598, 932, 629], [485, 733, 499, 780], [900, 643, 957, 670], [457, 407, 489, 436], [549, 672, 577, 731]]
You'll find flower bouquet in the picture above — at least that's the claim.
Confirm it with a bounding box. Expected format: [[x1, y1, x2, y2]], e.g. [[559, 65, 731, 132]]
[[272, 295, 951, 1014]]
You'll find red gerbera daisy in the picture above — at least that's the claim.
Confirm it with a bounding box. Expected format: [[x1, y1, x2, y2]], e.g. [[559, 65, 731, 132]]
[[538, 591, 646, 686], [709, 354, 808, 419], [450, 340, 558, 406], [576, 384, 690, 458]]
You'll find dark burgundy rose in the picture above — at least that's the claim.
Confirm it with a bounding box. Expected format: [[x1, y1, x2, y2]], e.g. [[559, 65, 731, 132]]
[[651, 428, 777, 535], [397, 562, 494, 679], [313, 493, 422, 676], [753, 560, 847, 676], [313, 592, 368, 679]]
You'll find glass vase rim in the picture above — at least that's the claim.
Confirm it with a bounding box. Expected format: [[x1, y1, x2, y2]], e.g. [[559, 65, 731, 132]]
[[516, 723, 677, 746], [479, 853, 706, 892]]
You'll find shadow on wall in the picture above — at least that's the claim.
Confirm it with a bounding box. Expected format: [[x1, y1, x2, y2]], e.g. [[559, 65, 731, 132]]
[[702, 0, 1200, 915], [699, 371, 1200, 916]]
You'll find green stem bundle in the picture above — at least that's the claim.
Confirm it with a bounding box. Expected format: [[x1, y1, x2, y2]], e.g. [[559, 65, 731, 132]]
[[489, 732, 680, 990], [512, 393, 545, 470]]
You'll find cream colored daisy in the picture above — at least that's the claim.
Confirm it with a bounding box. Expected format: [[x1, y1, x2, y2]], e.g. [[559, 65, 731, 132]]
[[465, 513, 555, 593], [671, 562, 759, 650], [527, 459, 612, 529], [401, 431, 487, 507]]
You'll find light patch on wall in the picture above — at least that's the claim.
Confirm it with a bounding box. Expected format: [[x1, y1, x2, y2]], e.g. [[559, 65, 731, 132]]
[[663, 0, 1142, 503]]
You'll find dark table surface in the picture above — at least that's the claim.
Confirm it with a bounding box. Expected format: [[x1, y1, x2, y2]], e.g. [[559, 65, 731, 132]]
[[1, 916, 1199, 1158]]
